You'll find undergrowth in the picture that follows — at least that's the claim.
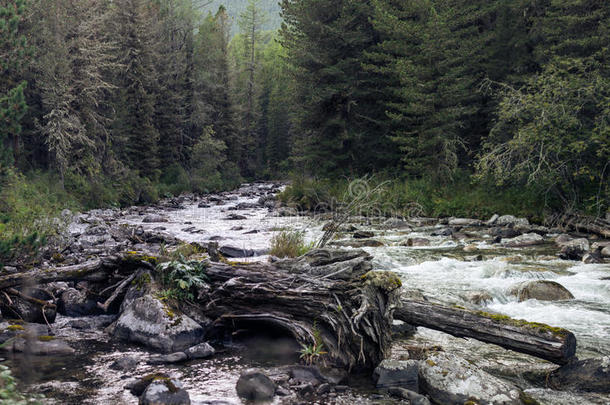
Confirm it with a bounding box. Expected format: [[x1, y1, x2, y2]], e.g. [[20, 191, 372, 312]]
[[269, 230, 313, 258]]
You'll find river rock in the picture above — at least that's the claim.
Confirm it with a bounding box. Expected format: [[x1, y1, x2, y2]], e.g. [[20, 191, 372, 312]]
[[448, 218, 482, 226], [500, 233, 544, 247], [287, 365, 326, 386], [142, 214, 168, 223], [58, 288, 102, 317], [330, 239, 385, 248], [110, 356, 138, 371], [388, 387, 431, 405], [185, 342, 215, 359], [463, 290, 493, 305], [508, 280, 574, 301], [0, 288, 56, 324], [548, 356, 610, 393], [383, 218, 412, 230], [601, 246, 610, 258], [224, 213, 247, 220], [486, 214, 499, 225], [147, 352, 188, 365], [419, 352, 521, 404], [558, 238, 590, 260], [353, 230, 375, 239], [490, 227, 522, 239], [495, 215, 529, 227], [218, 245, 268, 258], [1, 337, 75, 355], [236, 369, 276, 401], [401, 238, 430, 247], [582, 251, 603, 264], [140, 377, 191, 405], [392, 321, 417, 339], [373, 359, 419, 391], [112, 294, 204, 353]]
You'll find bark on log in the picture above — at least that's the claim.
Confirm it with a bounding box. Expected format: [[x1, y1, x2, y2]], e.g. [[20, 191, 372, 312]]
[[395, 299, 576, 365], [198, 249, 402, 371]]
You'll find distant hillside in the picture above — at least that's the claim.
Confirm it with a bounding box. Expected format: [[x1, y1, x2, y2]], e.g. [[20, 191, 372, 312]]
[[200, 0, 282, 35]]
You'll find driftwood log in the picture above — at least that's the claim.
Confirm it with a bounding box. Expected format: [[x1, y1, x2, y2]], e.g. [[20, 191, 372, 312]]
[[395, 300, 576, 365], [199, 249, 402, 370]]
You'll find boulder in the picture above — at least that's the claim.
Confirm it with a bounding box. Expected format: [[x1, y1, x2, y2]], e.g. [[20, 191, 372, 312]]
[[486, 214, 499, 226], [549, 356, 610, 393], [559, 238, 590, 260], [392, 322, 417, 339], [495, 215, 529, 227], [58, 288, 103, 316], [330, 239, 385, 248], [490, 227, 522, 239], [287, 365, 326, 386], [602, 246, 610, 258], [147, 352, 188, 365], [218, 245, 269, 258], [236, 369, 276, 401], [112, 295, 204, 353], [419, 352, 521, 404], [582, 252, 603, 264], [373, 359, 419, 391], [401, 238, 430, 247], [382, 218, 412, 230], [431, 228, 452, 237], [500, 233, 544, 247], [353, 230, 375, 239], [448, 218, 482, 226], [185, 342, 215, 359], [508, 280, 574, 302], [463, 290, 493, 305], [142, 215, 168, 223], [140, 377, 191, 405], [387, 387, 431, 405], [110, 356, 138, 371], [224, 213, 247, 220], [1, 337, 74, 355]]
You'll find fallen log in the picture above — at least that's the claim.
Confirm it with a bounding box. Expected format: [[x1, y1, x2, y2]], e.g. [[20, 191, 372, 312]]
[[198, 249, 402, 371], [395, 299, 576, 365]]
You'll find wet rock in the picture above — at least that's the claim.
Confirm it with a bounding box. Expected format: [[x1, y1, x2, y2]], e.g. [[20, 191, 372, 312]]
[[224, 213, 247, 220], [58, 288, 102, 317], [218, 245, 268, 258], [110, 356, 138, 371], [448, 218, 482, 226], [431, 228, 452, 237], [463, 244, 478, 253], [275, 386, 291, 396], [185, 342, 215, 359], [549, 356, 610, 393], [601, 246, 610, 258], [353, 230, 374, 239], [559, 238, 590, 260], [197, 202, 211, 208], [582, 251, 603, 264], [555, 234, 573, 245], [230, 202, 260, 210], [486, 214, 499, 225], [330, 239, 385, 248], [140, 377, 191, 405], [147, 352, 188, 365], [142, 214, 168, 223], [490, 227, 522, 239], [236, 369, 276, 401], [463, 290, 493, 305], [387, 388, 431, 405], [373, 359, 419, 391], [316, 383, 331, 395], [495, 215, 529, 227], [500, 233, 544, 247], [1, 337, 74, 355], [287, 365, 326, 386], [0, 288, 56, 324], [402, 289, 428, 301], [401, 238, 430, 247], [392, 322, 417, 339], [382, 218, 412, 230], [0, 322, 48, 344], [112, 294, 204, 353], [508, 280, 574, 302], [523, 388, 610, 405], [419, 352, 521, 404]]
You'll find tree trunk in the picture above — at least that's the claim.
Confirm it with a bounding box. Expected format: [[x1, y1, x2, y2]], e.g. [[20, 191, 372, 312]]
[[395, 299, 576, 365]]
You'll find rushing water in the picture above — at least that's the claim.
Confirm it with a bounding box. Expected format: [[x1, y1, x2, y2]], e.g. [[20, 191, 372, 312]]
[[12, 183, 610, 403]]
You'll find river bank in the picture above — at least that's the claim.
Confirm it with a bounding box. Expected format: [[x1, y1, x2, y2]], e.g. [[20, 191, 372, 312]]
[[1, 182, 608, 404]]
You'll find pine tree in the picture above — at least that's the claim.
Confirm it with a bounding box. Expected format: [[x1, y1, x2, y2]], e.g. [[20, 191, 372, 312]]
[[111, 0, 160, 179], [0, 0, 29, 168]]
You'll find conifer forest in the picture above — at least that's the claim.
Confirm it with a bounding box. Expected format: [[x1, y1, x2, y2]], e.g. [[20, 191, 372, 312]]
[[0, 0, 609, 404]]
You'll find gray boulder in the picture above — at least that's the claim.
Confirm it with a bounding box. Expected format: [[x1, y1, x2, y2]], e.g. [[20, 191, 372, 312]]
[[185, 342, 215, 359], [147, 352, 188, 365], [236, 369, 276, 401], [140, 378, 191, 405], [110, 356, 138, 371], [401, 238, 430, 247], [559, 238, 590, 260], [353, 230, 375, 239], [508, 280, 574, 302], [142, 214, 168, 223], [218, 245, 268, 258], [419, 352, 522, 404], [549, 356, 610, 393], [495, 215, 529, 227], [112, 295, 204, 353], [58, 288, 102, 316], [500, 233, 544, 247], [448, 218, 482, 226], [373, 359, 419, 391], [388, 387, 431, 405]]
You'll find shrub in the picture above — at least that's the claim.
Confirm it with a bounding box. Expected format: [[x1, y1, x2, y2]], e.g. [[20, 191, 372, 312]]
[[156, 257, 209, 301], [269, 230, 312, 258]]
